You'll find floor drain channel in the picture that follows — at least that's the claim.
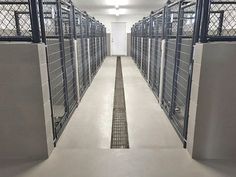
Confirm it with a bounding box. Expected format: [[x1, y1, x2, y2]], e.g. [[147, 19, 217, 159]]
[[111, 56, 129, 149]]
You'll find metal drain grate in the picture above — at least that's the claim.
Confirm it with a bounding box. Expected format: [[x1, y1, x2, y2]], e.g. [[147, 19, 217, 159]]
[[111, 57, 129, 149]]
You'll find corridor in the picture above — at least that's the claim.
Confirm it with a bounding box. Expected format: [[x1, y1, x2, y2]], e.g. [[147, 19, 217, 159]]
[[1, 57, 235, 177]]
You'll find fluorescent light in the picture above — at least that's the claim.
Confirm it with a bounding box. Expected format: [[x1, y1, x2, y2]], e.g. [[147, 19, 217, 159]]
[[115, 8, 120, 16], [108, 8, 127, 16]]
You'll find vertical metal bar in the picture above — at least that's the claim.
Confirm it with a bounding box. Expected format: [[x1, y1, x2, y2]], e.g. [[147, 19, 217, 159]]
[[218, 11, 224, 36], [28, 0, 41, 43], [199, 0, 211, 43], [38, 0, 46, 43], [194, 0, 203, 43], [14, 12, 21, 36]]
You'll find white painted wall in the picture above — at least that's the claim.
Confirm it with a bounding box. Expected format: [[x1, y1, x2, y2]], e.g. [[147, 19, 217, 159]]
[[91, 14, 148, 33]]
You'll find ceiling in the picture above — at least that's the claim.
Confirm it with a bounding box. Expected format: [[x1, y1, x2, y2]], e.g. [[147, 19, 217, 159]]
[[72, 0, 167, 16]]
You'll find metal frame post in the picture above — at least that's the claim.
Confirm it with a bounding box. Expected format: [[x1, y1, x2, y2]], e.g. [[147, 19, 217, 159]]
[[28, 0, 41, 43], [199, 0, 211, 43]]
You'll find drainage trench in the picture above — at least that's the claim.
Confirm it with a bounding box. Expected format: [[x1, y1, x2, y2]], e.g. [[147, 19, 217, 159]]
[[111, 56, 129, 149]]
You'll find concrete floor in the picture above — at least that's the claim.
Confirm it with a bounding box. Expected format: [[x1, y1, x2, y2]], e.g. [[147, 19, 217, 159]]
[[0, 57, 236, 177]]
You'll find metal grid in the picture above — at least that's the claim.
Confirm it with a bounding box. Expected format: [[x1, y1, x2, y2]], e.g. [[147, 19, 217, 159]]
[[208, 0, 236, 39], [170, 2, 196, 137], [149, 12, 163, 97], [43, 1, 67, 137], [111, 57, 129, 149], [80, 15, 90, 97], [96, 37, 101, 67], [0, 0, 32, 40], [162, 2, 180, 114], [90, 37, 97, 77], [42, 0, 78, 140], [77, 37, 85, 97], [137, 37, 142, 68], [134, 35, 138, 63], [142, 37, 149, 78], [61, 2, 77, 113], [141, 18, 150, 79]]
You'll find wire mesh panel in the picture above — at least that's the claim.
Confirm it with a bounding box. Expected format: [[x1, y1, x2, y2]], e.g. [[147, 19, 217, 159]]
[[41, 0, 79, 140], [90, 37, 96, 77], [208, 0, 236, 39], [134, 34, 138, 64], [62, 4, 77, 113], [170, 2, 196, 139], [75, 10, 84, 98], [133, 36, 136, 60], [162, 2, 180, 114], [142, 18, 151, 79], [81, 16, 90, 93], [75, 10, 91, 99], [137, 37, 142, 68], [102, 35, 106, 60], [101, 36, 104, 60], [77, 37, 84, 96], [0, 0, 33, 40], [96, 37, 101, 67], [142, 37, 149, 78], [42, 0, 69, 138], [149, 12, 163, 97]]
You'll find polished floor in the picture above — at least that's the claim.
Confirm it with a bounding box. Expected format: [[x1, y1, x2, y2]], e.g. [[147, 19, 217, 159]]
[[0, 57, 235, 177]]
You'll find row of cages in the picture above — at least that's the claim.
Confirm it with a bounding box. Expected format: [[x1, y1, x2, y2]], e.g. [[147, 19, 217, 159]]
[[131, 0, 236, 146], [0, 0, 107, 143]]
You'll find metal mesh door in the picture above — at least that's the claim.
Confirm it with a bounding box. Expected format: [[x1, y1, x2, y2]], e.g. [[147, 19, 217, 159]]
[[43, 1, 67, 136], [170, 2, 196, 137], [43, 0, 78, 138], [90, 37, 96, 77], [149, 12, 163, 97], [142, 37, 149, 78], [62, 5, 77, 112], [137, 37, 142, 68], [162, 2, 180, 114]]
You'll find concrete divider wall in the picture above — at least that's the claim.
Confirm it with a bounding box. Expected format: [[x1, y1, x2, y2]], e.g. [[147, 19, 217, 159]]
[[187, 42, 236, 160], [0, 42, 54, 160]]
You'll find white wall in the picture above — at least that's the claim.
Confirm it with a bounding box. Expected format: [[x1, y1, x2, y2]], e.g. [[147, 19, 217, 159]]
[[91, 14, 148, 33]]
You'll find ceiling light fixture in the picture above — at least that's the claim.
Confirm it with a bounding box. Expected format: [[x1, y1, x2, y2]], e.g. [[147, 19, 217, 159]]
[[115, 8, 120, 16]]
